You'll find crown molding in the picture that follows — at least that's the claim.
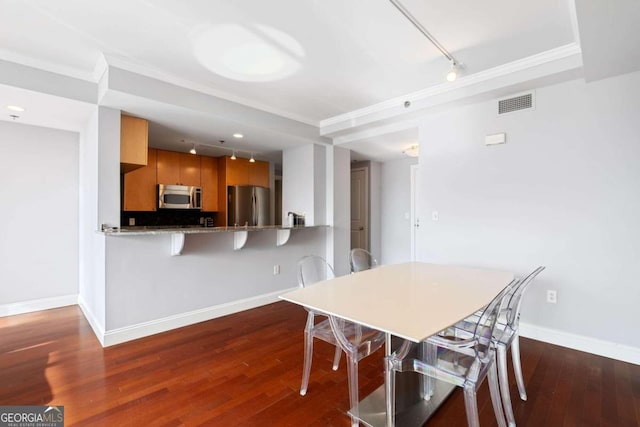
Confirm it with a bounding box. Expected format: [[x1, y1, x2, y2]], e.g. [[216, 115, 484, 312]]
[[320, 43, 583, 133]]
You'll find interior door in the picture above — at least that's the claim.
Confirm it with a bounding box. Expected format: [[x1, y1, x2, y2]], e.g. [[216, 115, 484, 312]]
[[351, 168, 369, 251]]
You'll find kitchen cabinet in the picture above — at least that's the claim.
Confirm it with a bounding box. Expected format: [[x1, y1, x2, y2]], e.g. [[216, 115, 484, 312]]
[[200, 156, 218, 211], [120, 115, 149, 173], [123, 148, 157, 211], [216, 156, 270, 226], [249, 160, 269, 187], [156, 149, 201, 186]]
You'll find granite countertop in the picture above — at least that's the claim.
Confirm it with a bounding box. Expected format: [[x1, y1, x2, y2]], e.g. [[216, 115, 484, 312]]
[[101, 224, 325, 235]]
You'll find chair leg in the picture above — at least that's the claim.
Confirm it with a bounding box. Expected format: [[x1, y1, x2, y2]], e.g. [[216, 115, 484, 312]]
[[300, 330, 314, 396], [488, 359, 508, 427], [332, 345, 342, 370], [511, 334, 527, 401], [346, 354, 360, 427], [420, 341, 436, 400], [463, 385, 481, 427], [497, 345, 516, 427]]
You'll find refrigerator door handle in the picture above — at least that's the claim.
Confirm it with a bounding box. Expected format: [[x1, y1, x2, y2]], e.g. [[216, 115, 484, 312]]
[[252, 193, 257, 226]]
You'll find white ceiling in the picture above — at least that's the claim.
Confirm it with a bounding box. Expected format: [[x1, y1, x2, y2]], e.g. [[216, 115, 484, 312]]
[[0, 0, 638, 162]]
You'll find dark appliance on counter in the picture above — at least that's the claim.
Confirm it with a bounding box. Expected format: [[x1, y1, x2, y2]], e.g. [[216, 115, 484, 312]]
[[158, 184, 201, 210], [228, 185, 270, 226], [287, 212, 305, 226]]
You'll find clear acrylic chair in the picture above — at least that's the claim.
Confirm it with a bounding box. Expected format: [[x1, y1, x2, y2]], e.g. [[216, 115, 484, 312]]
[[385, 281, 517, 427], [449, 266, 545, 426], [327, 314, 386, 426], [297, 255, 341, 396], [297, 255, 386, 427], [349, 248, 378, 273]]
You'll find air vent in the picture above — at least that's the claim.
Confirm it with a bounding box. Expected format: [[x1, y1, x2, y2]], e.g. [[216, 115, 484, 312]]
[[498, 92, 534, 115]]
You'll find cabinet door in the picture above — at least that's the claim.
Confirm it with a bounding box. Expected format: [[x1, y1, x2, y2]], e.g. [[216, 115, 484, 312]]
[[200, 156, 218, 211], [156, 150, 181, 185], [249, 160, 270, 187], [179, 153, 201, 186], [226, 157, 250, 186], [120, 115, 148, 173], [124, 148, 157, 211]]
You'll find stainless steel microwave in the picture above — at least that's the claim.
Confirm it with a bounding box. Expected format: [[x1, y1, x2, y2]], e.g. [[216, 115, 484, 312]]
[[158, 184, 202, 209]]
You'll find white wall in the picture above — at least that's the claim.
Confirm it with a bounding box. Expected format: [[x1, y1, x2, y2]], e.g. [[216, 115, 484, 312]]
[[283, 145, 314, 225], [417, 71, 640, 353], [0, 121, 79, 315], [103, 228, 327, 343], [282, 144, 328, 226], [328, 146, 351, 276], [380, 157, 418, 265], [78, 106, 120, 341]]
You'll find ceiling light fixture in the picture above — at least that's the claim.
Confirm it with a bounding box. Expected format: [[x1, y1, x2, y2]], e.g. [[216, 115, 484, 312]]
[[446, 61, 458, 82], [249, 154, 256, 163], [7, 105, 25, 112], [233, 133, 243, 138], [403, 145, 419, 158], [388, 0, 461, 82], [231, 151, 237, 160], [189, 144, 197, 155]]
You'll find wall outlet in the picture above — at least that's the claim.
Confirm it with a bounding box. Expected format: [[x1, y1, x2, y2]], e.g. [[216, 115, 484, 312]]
[[431, 211, 439, 221], [546, 290, 557, 304], [273, 265, 280, 275], [128, 218, 135, 226]]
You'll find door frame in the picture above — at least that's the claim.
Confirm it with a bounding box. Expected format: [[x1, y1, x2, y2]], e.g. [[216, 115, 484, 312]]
[[410, 164, 419, 261]]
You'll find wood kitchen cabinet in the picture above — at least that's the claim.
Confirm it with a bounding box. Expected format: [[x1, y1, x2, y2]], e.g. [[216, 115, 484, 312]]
[[215, 156, 270, 226], [120, 115, 149, 173], [156, 149, 201, 186], [200, 156, 218, 211], [123, 148, 157, 211], [249, 160, 269, 187]]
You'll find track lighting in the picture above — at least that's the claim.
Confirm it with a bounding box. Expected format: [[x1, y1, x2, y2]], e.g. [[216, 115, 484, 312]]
[[389, 0, 462, 83], [446, 61, 458, 82]]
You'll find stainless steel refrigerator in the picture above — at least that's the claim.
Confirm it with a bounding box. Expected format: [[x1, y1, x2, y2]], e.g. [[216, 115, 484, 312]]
[[228, 185, 270, 226]]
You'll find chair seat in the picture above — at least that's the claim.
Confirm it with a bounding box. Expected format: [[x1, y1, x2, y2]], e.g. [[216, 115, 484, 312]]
[[312, 317, 386, 359]]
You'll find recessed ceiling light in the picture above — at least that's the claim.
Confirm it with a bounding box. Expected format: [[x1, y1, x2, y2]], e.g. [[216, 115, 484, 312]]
[[233, 133, 243, 138], [7, 105, 24, 112]]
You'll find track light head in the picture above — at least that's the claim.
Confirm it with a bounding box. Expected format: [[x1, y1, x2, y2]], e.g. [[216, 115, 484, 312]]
[[446, 61, 458, 82]]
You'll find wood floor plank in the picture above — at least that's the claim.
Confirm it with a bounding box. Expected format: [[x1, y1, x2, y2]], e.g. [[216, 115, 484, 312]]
[[1, 302, 639, 426]]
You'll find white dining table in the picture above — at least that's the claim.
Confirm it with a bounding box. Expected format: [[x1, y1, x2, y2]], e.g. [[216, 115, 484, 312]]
[[280, 261, 514, 427]]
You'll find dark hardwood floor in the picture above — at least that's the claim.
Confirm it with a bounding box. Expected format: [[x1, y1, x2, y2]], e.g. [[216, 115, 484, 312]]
[[1, 302, 638, 426]]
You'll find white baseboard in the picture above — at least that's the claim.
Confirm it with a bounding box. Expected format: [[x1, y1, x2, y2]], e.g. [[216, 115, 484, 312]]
[[77, 295, 106, 347], [0, 294, 77, 317], [519, 322, 640, 365], [101, 287, 298, 347]]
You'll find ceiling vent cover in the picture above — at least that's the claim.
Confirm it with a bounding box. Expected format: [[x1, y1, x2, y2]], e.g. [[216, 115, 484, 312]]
[[498, 92, 534, 115]]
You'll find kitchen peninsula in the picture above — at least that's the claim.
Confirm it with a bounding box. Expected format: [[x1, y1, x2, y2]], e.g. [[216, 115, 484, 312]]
[[103, 224, 327, 254]]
